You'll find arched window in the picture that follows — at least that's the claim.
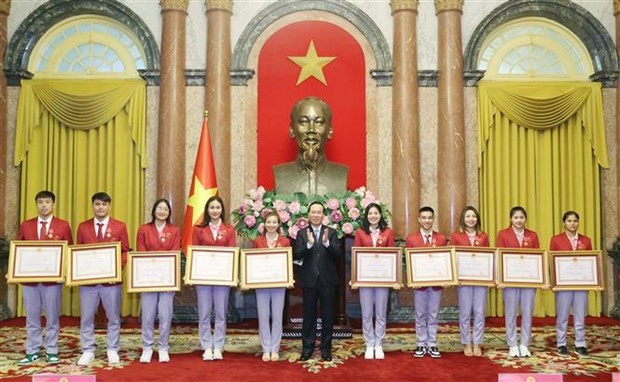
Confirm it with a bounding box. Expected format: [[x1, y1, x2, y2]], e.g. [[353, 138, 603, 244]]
[[28, 15, 146, 78], [477, 17, 593, 80]]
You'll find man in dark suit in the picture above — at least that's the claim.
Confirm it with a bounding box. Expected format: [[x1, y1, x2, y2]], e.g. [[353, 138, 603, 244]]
[[294, 201, 341, 362]]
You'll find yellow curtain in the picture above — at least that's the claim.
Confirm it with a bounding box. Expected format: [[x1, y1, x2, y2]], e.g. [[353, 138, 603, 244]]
[[478, 81, 607, 318], [15, 79, 147, 317]]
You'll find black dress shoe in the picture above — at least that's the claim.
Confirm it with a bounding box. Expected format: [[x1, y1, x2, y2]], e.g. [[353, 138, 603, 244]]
[[321, 353, 332, 362], [300, 352, 312, 361]]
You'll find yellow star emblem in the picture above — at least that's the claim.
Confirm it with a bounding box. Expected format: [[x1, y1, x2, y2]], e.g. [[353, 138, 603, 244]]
[[288, 40, 336, 86], [187, 175, 217, 224]]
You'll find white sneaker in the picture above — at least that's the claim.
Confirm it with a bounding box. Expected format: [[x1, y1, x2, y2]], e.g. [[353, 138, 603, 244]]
[[107, 350, 120, 364], [364, 346, 374, 359], [202, 349, 213, 361], [375, 346, 385, 359], [77, 351, 95, 366], [519, 344, 531, 357], [158, 350, 170, 363], [140, 348, 153, 363], [213, 348, 223, 360], [509, 346, 520, 358]]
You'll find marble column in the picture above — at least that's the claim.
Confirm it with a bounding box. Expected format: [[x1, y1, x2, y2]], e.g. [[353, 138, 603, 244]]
[[0, 0, 10, 320], [390, 0, 420, 238], [204, 0, 232, 212], [158, 0, 188, 227], [435, 0, 466, 235]]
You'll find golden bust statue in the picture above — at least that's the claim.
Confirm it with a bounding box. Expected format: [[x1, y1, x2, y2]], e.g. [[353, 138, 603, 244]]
[[273, 97, 349, 195]]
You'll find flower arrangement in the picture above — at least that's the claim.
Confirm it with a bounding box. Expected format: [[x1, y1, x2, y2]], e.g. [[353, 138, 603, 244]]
[[232, 186, 391, 241]]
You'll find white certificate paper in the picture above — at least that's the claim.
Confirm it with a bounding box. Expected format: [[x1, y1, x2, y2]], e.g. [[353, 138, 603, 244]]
[[555, 257, 598, 286], [411, 253, 453, 281], [246, 253, 288, 283], [357, 253, 397, 282], [456, 250, 494, 281], [15, 246, 62, 276], [73, 247, 117, 280], [191, 250, 234, 281], [134, 257, 175, 286], [503, 254, 543, 283]]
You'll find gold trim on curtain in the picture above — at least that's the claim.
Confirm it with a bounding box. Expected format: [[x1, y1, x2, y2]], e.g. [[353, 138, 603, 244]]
[[15, 79, 147, 317], [478, 80, 606, 318]]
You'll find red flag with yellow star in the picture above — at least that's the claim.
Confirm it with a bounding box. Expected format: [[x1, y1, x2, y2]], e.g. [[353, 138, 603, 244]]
[[182, 113, 218, 251]]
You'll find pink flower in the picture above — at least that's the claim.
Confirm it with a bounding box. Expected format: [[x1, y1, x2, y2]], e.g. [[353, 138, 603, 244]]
[[342, 222, 354, 234], [326, 198, 340, 210], [261, 208, 273, 219], [330, 210, 343, 223], [361, 197, 375, 208], [257, 186, 266, 198], [253, 200, 264, 211], [288, 201, 301, 214], [273, 199, 287, 211], [257, 223, 265, 234], [278, 209, 291, 223], [355, 186, 366, 197], [322, 216, 330, 226], [237, 205, 248, 215], [345, 197, 357, 209], [248, 188, 260, 201], [244, 215, 256, 228], [295, 217, 309, 229], [348, 207, 360, 220], [288, 225, 300, 239]]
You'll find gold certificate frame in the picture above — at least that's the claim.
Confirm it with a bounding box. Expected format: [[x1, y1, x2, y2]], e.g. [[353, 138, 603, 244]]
[[185, 246, 239, 286], [239, 247, 294, 289], [126, 251, 181, 293], [67, 242, 122, 286], [350, 247, 402, 289], [405, 247, 457, 288], [8, 240, 68, 283], [453, 246, 496, 287], [498, 248, 548, 288], [549, 250, 603, 291]]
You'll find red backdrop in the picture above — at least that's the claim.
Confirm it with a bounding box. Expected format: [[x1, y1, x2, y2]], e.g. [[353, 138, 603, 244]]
[[257, 21, 366, 191]]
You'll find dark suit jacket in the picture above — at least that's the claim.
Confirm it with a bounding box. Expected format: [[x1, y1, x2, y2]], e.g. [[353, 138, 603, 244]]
[[76, 217, 132, 266], [294, 225, 341, 287]]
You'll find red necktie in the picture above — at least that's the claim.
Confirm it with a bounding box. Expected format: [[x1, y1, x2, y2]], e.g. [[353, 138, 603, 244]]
[[425, 234, 431, 246], [97, 223, 104, 241], [39, 221, 48, 240]]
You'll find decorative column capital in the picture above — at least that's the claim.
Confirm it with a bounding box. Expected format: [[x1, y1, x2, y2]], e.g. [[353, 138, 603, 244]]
[[615, 0, 620, 15], [160, 0, 189, 12], [205, 0, 233, 12], [434, 0, 463, 13], [0, 0, 11, 15], [390, 0, 418, 13]]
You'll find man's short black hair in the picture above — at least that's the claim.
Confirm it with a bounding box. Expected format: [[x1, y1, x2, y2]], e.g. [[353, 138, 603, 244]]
[[35, 190, 55, 203], [91, 192, 112, 203]]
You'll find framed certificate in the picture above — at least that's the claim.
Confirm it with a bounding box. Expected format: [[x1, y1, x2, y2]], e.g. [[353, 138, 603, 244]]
[[126, 251, 181, 293], [405, 247, 457, 288], [549, 250, 603, 291], [185, 246, 239, 286], [66, 242, 122, 286], [498, 248, 548, 288], [239, 247, 294, 289], [350, 247, 402, 288], [7, 240, 68, 283], [453, 246, 496, 286]]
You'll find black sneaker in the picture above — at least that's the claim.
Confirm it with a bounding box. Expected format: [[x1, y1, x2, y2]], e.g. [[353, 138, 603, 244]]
[[557, 346, 569, 356], [413, 346, 426, 358], [575, 347, 589, 357], [428, 347, 441, 358]]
